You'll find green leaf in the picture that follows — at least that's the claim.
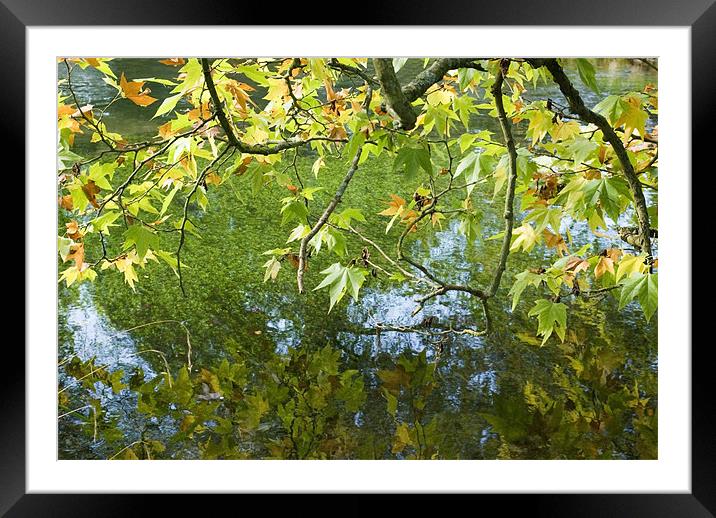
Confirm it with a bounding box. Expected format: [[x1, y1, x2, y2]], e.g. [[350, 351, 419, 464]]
[[344, 131, 366, 160], [593, 95, 623, 125], [155, 250, 190, 277], [331, 208, 366, 229], [58, 236, 72, 262], [123, 224, 159, 259], [287, 224, 310, 243], [313, 263, 367, 312], [281, 200, 309, 225], [582, 177, 632, 221], [576, 58, 600, 94], [524, 206, 561, 234], [90, 211, 121, 234], [528, 299, 568, 345], [393, 145, 432, 179], [455, 151, 496, 196], [87, 162, 115, 190], [153, 93, 184, 119], [615, 254, 648, 283], [566, 136, 599, 168], [508, 270, 543, 310], [160, 183, 182, 217], [619, 272, 658, 322]]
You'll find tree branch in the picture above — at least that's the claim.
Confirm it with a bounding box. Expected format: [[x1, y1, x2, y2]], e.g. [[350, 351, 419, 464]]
[[373, 58, 417, 130], [528, 58, 654, 260], [295, 83, 374, 293], [402, 58, 485, 103], [373, 58, 484, 131], [202, 57, 354, 156], [296, 149, 363, 294], [488, 61, 519, 298]]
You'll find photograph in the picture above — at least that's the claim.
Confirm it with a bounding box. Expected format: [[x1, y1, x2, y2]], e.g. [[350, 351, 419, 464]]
[[56, 56, 659, 461]]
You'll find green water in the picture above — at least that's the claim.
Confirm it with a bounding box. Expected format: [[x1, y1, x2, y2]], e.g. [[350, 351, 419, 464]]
[[58, 58, 658, 460]]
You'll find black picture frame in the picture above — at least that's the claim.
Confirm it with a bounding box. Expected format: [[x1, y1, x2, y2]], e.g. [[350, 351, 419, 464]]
[[6, 1, 708, 515]]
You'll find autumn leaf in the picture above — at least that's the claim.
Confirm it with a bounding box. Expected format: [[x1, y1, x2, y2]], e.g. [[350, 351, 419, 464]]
[[285, 253, 301, 269], [159, 58, 186, 66], [603, 248, 623, 262], [594, 256, 615, 279], [378, 194, 407, 217], [114, 254, 139, 290], [542, 229, 568, 256], [204, 172, 222, 186], [614, 95, 648, 142], [119, 73, 158, 107], [263, 257, 281, 282], [58, 195, 73, 211], [187, 102, 212, 121], [66, 242, 86, 271], [81, 180, 101, 208], [65, 220, 83, 240], [565, 255, 590, 274], [511, 224, 539, 253], [327, 124, 348, 141]]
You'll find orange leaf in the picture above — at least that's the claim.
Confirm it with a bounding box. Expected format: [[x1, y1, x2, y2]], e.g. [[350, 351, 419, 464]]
[[66, 220, 83, 240], [58, 195, 73, 211], [542, 229, 568, 256], [378, 194, 407, 216], [594, 256, 615, 279], [66, 242, 86, 270], [119, 73, 158, 107], [327, 124, 348, 141], [159, 58, 186, 66], [158, 121, 175, 139], [204, 172, 222, 186], [603, 248, 623, 262], [82, 180, 101, 208], [565, 255, 590, 274]]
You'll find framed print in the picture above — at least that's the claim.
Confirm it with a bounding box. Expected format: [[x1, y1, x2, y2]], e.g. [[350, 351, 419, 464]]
[[6, 0, 709, 515]]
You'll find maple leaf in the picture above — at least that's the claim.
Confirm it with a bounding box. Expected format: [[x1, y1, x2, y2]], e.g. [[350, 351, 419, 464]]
[[603, 248, 623, 262], [159, 58, 186, 66], [81, 180, 101, 208], [66, 242, 86, 271], [263, 257, 281, 282], [157, 121, 175, 139], [114, 254, 139, 290], [65, 220, 83, 240], [378, 194, 407, 216], [58, 195, 73, 211], [565, 256, 591, 275], [594, 256, 615, 279], [204, 172, 222, 186], [327, 124, 348, 141], [225, 80, 257, 113], [511, 224, 539, 253], [187, 102, 212, 121], [542, 229, 568, 256], [119, 73, 158, 107], [614, 95, 647, 142]]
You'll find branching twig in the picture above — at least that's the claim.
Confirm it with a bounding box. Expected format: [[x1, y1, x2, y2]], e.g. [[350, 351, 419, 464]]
[[528, 58, 654, 261], [488, 61, 519, 298]]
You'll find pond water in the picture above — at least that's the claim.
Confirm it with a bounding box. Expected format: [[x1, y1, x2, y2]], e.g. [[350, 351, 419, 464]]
[[58, 58, 658, 460]]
